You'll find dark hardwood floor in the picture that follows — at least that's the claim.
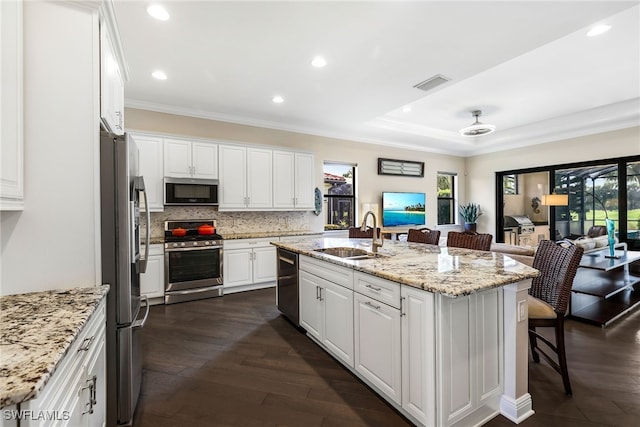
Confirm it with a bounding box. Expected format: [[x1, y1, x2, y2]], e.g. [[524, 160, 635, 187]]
[[133, 288, 640, 427]]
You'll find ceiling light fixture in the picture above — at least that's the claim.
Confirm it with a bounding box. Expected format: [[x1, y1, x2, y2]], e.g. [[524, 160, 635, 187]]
[[402, 106, 412, 113], [459, 110, 496, 137], [152, 70, 167, 80], [311, 56, 327, 68], [147, 4, 170, 21], [272, 95, 284, 104], [587, 24, 611, 37]]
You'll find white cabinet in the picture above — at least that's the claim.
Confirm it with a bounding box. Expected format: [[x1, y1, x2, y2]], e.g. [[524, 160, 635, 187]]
[[140, 244, 164, 301], [223, 238, 276, 293], [100, 22, 124, 135], [219, 145, 272, 210], [164, 138, 218, 179], [21, 300, 106, 427], [0, 0, 24, 210], [436, 288, 503, 426], [133, 134, 164, 212], [272, 151, 314, 210], [353, 280, 402, 405], [401, 286, 435, 427], [299, 257, 354, 367]]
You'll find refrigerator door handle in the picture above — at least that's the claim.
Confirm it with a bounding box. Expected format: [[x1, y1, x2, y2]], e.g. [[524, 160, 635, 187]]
[[139, 176, 150, 274], [132, 295, 150, 329]]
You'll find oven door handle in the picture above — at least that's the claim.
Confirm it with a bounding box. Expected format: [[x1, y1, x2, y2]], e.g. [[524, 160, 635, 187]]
[[165, 245, 223, 253]]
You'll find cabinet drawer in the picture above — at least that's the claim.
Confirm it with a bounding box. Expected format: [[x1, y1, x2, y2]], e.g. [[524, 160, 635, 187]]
[[300, 255, 353, 289], [224, 237, 275, 250], [354, 272, 401, 309], [146, 244, 163, 256]]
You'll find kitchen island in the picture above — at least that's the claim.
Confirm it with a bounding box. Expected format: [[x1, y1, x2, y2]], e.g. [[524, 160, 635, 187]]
[[0, 285, 109, 425], [272, 237, 539, 427]]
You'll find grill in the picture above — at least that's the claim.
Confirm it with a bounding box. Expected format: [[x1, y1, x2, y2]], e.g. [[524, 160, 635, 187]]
[[504, 215, 535, 235]]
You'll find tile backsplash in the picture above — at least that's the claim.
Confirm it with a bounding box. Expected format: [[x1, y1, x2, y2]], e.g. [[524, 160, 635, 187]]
[[143, 206, 314, 238]]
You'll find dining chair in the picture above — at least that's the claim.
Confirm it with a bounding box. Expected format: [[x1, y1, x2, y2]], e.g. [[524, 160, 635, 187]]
[[528, 239, 584, 396], [348, 226, 381, 239], [446, 231, 492, 251], [407, 227, 441, 245]]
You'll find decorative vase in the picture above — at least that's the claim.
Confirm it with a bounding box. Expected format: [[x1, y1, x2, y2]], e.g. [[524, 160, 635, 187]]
[[605, 218, 616, 257], [464, 223, 477, 233]]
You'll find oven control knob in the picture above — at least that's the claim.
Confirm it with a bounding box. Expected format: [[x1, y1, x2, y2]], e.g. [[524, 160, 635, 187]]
[[180, 242, 186, 247], [173, 243, 178, 248], [204, 241, 210, 245]]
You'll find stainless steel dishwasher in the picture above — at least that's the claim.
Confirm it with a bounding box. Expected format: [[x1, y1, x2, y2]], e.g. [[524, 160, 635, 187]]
[[276, 248, 299, 326]]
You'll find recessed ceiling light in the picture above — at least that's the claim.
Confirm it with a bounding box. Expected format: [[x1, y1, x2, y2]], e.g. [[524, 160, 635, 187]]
[[587, 24, 611, 37], [272, 95, 284, 104], [402, 106, 412, 113], [311, 56, 327, 68], [147, 4, 170, 21], [152, 70, 167, 80]]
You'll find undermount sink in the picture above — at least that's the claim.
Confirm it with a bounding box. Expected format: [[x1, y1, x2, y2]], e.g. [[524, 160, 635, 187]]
[[315, 247, 385, 260]]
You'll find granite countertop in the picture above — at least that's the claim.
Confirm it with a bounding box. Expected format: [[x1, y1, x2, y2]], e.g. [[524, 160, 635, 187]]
[[144, 230, 321, 244], [272, 237, 539, 297], [0, 285, 110, 408]]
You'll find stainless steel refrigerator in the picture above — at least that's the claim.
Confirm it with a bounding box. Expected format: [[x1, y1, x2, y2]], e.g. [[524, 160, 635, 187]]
[[100, 128, 150, 426]]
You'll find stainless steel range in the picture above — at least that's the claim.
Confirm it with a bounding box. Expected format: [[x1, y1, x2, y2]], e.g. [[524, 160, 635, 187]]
[[504, 215, 536, 246], [164, 220, 223, 304]]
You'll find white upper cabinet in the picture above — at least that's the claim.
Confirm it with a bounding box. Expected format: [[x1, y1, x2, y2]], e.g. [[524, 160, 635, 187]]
[[100, 22, 124, 135], [273, 151, 314, 210], [0, 0, 24, 210], [294, 152, 315, 209], [219, 145, 272, 210], [132, 134, 164, 212], [164, 138, 218, 179]]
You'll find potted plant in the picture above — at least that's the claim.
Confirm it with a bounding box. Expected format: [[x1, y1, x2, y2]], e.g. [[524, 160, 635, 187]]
[[459, 203, 482, 232]]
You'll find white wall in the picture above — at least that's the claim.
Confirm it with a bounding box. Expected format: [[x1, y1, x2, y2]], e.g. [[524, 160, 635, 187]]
[[466, 127, 640, 236], [124, 108, 467, 231], [0, 2, 100, 295]]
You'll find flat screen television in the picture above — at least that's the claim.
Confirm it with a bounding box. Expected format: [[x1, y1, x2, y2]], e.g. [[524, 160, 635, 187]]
[[381, 192, 426, 227]]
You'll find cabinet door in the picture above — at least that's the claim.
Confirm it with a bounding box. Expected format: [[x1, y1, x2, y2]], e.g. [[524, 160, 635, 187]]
[[100, 26, 124, 135], [84, 329, 106, 427], [246, 148, 272, 208], [140, 253, 164, 298], [164, 138, 192, 178], [218, 145, 247, 209], [294, 152, 314, 209], [272, 151, 295, 208], [253, 246, 277, 284], [401, 286, 435, 427], [0, 0, 24, 209], [323, 281, 354, 367], [354, 292, 401, 404], [299, 271, 323, 341], [134, 135, 164, 211], [223, 248, 253, 288], [192, 142, 218, 179]]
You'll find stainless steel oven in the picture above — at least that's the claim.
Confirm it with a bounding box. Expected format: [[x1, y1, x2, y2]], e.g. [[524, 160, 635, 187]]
[[164, 220, 223, 304]]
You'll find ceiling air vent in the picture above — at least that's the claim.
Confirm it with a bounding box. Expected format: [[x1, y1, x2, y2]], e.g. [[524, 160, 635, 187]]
[[413, 74, 450, 92]]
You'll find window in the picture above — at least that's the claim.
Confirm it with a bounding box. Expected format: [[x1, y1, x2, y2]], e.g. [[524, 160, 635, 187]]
[[324, 162, 356, 231], [437, 172, 456, 224], [503, 174, 519, 195]]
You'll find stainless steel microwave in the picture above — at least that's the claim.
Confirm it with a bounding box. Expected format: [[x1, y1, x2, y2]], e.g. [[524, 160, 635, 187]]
[[164, 177, 218, 205]]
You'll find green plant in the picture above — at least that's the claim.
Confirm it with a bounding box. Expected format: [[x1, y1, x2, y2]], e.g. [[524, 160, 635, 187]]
[[459, 203, 482, 223]]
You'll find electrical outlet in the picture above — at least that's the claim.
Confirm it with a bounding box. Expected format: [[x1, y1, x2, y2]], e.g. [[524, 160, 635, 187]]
[[517, 300, 527, 322]]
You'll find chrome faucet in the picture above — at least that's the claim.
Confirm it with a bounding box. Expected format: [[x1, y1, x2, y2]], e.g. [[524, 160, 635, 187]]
[[361, 211, 384, 253]]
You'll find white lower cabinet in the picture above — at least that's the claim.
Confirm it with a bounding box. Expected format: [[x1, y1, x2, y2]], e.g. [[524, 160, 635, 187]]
[[353, 289, 402, 405], [401, 286, 435, 427], [140, 244, 165, 302], [296, 256, 504, 427], [299, 263, 354, 367], [20, 300, 106, 427], [223, 238, 276, 293]]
